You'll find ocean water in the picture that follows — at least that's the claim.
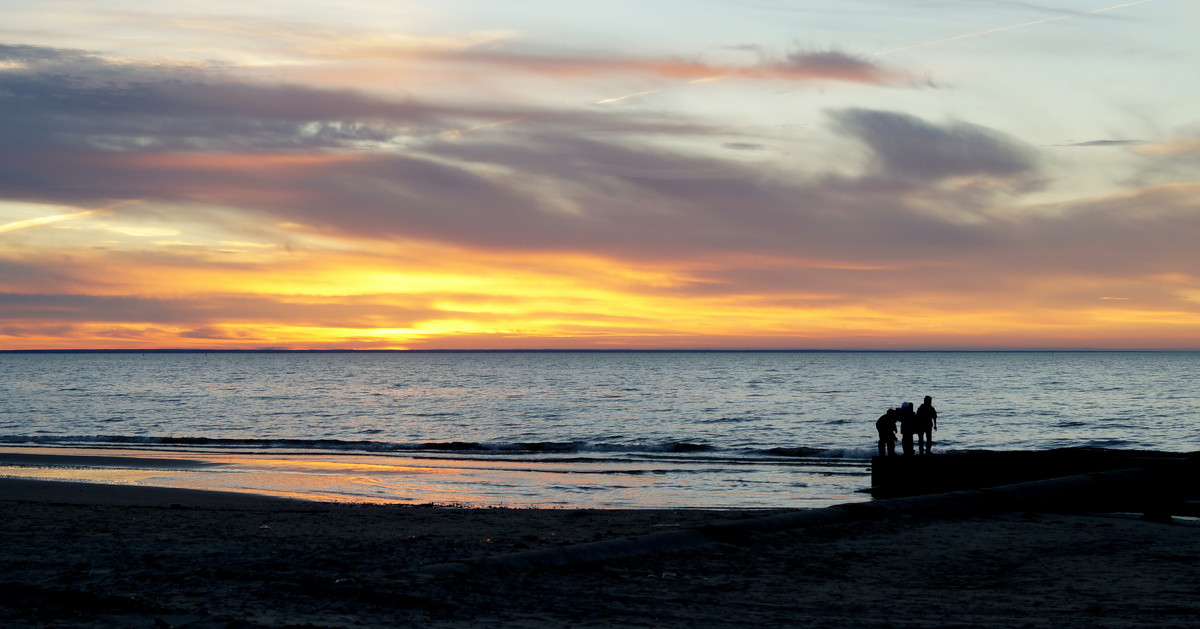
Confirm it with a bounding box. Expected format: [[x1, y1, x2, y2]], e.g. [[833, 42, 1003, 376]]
[[1, 351, 1197, 509]]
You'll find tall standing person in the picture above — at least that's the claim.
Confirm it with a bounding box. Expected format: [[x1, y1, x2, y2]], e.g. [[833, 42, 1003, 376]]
[[917, 395, 938, 454]]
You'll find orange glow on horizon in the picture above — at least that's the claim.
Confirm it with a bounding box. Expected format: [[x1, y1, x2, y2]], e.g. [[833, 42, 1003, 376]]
[[4, 226, 1200, 350], [3, 229, 1200, 351], [3, 291, 1199, 351]]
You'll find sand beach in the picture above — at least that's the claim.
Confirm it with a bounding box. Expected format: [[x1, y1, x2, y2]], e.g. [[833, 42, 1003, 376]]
[[3, 469, 1200, 629]]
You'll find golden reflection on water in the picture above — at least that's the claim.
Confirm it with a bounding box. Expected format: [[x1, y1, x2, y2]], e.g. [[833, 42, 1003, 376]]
[[0, 466, 171, 484], [0, 445, 861, 509], [0, 446, 487, 505], [208, 456, 451, 475]]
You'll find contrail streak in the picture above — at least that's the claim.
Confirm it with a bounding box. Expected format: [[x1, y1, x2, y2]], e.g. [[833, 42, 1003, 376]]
[[595, 77, 725, 106], [869, 0, 1155, 58], [0, 200, 139, 235], [0, 210, 99, 234], [595, 89, 663, 105]]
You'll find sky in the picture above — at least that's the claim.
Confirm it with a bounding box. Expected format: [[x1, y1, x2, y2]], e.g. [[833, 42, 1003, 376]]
[[0, 0, 1197, 350]]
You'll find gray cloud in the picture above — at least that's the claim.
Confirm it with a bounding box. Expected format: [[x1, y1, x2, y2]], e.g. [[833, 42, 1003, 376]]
[[1011, 184, 1200, 276], [405, 44, 897, 85], [0, 44, 704, 157], [777, 51, 886, 81], [0, 258, 74, 284], [1055, 140, 1143, 147], [831, 108, 1039, 182], [723, 142, 770, 151], [0, 292, 440, 328], [0, 43, 715, 211]]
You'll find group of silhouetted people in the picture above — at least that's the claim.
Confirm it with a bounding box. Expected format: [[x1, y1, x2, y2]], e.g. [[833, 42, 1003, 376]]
[[876, 395, 937, 456]]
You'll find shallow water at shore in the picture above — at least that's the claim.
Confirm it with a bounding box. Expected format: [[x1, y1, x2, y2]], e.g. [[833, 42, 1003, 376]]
[[0, 446, 870, 509]]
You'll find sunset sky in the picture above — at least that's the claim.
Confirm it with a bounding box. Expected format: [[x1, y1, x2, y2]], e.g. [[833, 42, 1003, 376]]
[[1, 0, 1197, 350]]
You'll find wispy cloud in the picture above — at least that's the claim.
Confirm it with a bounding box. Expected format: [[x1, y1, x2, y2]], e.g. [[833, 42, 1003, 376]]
[[1055, 139, 1144, 147], [441, 48, 900, 85], [0, 210, 99, 234]]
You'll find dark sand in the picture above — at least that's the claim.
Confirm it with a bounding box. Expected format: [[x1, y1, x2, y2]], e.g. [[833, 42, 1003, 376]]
[[2, 477, 1199, 628]]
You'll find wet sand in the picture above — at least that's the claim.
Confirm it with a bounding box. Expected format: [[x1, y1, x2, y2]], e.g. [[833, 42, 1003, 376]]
[[2, 477, 1199, 628]]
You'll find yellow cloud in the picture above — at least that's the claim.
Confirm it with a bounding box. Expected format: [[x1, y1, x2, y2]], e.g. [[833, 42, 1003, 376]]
[[104, 226, 181, 238]]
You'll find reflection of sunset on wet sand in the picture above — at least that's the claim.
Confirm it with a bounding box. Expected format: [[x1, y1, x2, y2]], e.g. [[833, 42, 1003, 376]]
[[2, 446, 851, 508]]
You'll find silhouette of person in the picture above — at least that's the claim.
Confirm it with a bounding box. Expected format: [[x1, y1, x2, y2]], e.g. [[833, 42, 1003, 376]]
[[917, 395, 938, 454], [897, 401, 919, 456], [875, 408, 898, 457]]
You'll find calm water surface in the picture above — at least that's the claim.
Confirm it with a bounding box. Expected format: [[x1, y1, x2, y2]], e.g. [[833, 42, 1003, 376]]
[[1, 351, 1196, 508]]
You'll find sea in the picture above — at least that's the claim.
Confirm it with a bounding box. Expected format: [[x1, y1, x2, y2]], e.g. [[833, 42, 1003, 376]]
[[1, 351, 1197, 509]]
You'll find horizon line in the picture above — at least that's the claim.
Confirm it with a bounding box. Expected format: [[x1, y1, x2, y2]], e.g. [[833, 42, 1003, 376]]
[[2, 348, 1197, 354]]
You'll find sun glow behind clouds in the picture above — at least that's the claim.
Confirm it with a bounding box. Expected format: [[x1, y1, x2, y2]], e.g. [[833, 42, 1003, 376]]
[[0, 0, 1197, 350], [4, 231, 1196, 350]]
